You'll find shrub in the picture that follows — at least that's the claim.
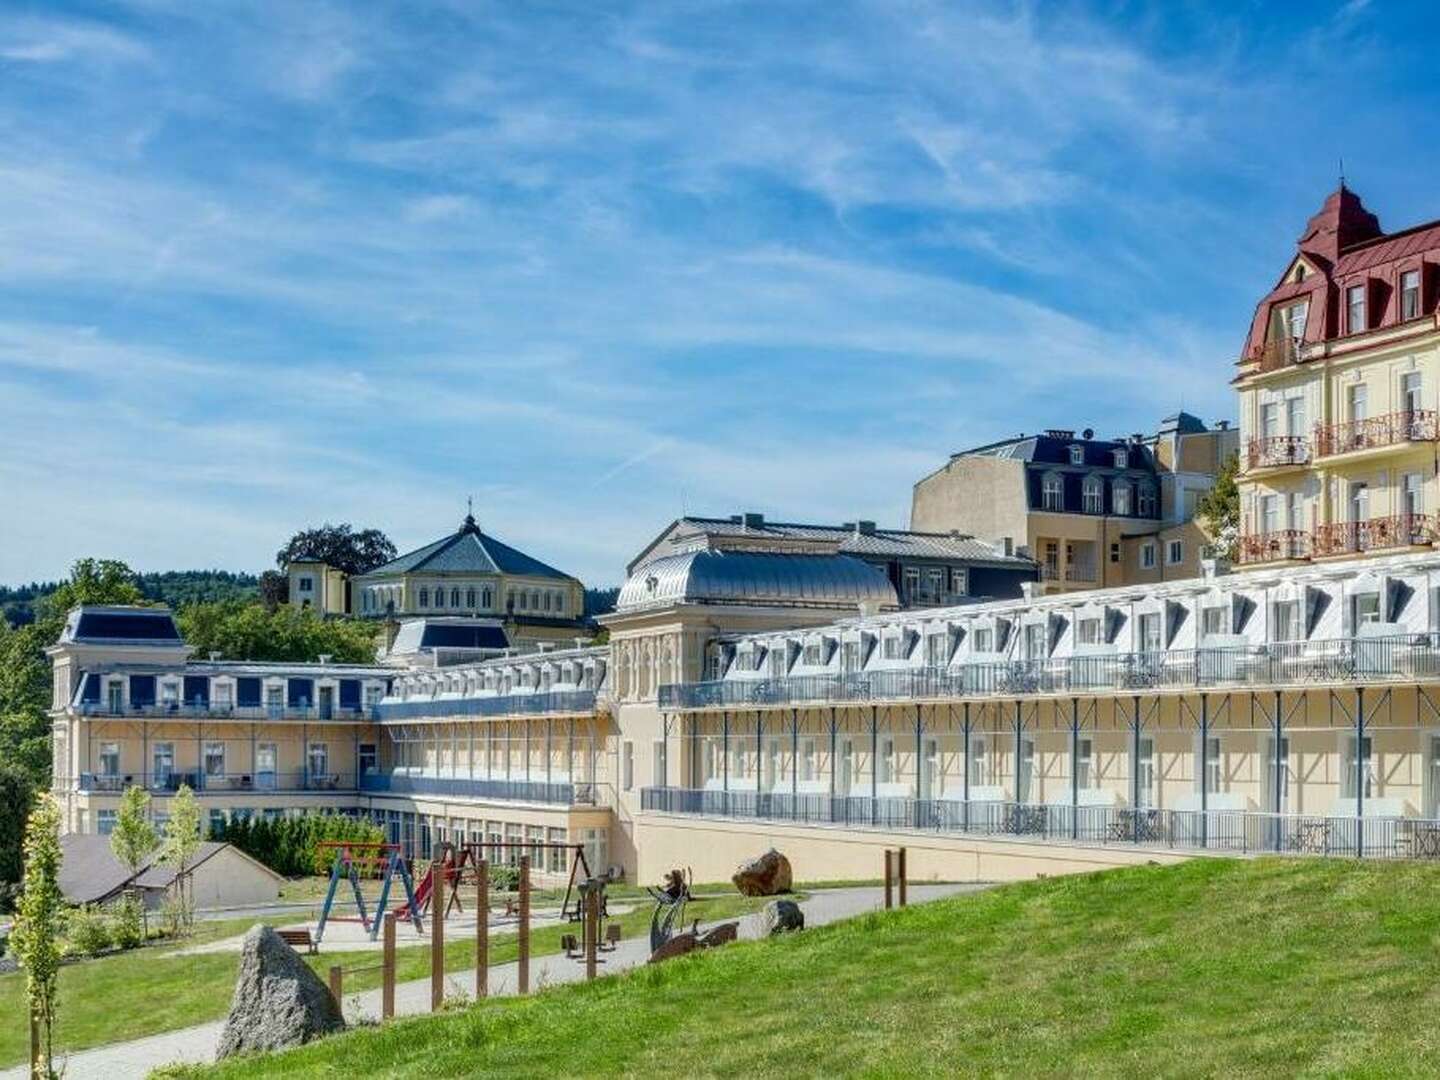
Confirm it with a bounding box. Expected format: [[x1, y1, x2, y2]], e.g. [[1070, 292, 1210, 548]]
[[111, 891, 144, 950], [64, 904, 112, 957], [488, 865, 520, 893], [214, 813, 386, 878]]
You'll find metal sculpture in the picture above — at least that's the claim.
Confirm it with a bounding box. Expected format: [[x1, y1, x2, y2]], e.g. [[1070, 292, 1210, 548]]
[[645, 867, 696, 952]]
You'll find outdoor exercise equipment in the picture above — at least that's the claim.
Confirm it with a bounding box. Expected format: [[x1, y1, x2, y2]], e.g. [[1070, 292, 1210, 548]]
[[314, 841, 421, 943]]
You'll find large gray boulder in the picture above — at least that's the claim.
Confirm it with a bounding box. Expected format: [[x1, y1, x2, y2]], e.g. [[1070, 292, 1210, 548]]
[[216, 925, 345, 1059], [761, 899, 805, 935], [731, 848, 793, 896]]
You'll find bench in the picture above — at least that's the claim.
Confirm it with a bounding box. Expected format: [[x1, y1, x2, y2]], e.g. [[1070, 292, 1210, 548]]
[[278, 929, 317, 954], [603, 923, 621, 951]]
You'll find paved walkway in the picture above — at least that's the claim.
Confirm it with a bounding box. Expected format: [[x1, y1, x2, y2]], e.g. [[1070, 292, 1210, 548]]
[[8, 884, 982, 1079]]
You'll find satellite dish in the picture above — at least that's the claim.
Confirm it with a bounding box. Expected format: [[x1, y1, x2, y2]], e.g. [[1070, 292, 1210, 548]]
[[1082, 428, 1094, 440]]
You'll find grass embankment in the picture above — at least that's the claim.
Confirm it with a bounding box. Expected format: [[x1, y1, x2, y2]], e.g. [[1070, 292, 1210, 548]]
[[0, 887, 773, 1067], [172, 858, 1440, 1078]]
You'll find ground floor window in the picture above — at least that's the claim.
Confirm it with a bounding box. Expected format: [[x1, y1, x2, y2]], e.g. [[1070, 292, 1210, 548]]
[[582, 827, 608, 876], [547, 828, 567, 873], [505, 823, 523, 867], [208, 808, 226, 837], [97, 809, 116, 835]]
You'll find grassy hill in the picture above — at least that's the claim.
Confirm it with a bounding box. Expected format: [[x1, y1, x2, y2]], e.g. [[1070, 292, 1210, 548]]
[[165, 857, 1440, 1078]]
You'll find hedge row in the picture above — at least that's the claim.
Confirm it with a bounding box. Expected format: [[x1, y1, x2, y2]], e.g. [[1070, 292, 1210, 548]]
[[212, 813, 385, 877]]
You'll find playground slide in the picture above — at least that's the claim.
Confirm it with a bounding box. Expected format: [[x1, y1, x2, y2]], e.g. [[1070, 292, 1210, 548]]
[[394, 865, 433, 919]]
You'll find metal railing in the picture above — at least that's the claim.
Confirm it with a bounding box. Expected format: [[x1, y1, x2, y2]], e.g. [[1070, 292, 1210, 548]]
[[374, 689, 599, 722], [78, 768, 351, 794], [1314, 409, 1438, 458], [1312, 514, 1433, 557], [640, 788, 1440, 860], [1237, 529, 1311, 564], [359, 772, 596, 805], [1246, 435, 1310, 470], [659, 634, 1440, 709], [77, 702, 377, 722]]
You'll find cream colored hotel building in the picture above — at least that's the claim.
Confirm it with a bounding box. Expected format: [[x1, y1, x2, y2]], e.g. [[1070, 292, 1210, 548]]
[[46, 184, 1440, 885]]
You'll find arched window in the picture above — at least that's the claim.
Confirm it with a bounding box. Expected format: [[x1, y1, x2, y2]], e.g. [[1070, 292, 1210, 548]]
[[543, 592, 552, 612], [531, 590, 541, 611], [1042, 472, 1064, 511], [482, 587, 492, 608], [419, 587, 430, 607], [554, 592, 565, 614], [517, 592, 527, 610], [1082, 476, 1103, 514], [450, 588, 461, 607], [466, 587, 476, 608]]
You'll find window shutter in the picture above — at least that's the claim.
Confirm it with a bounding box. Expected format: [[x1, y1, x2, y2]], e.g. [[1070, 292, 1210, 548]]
[[1303, 586, 1330, 639], [1164, 600, 1188, 648]]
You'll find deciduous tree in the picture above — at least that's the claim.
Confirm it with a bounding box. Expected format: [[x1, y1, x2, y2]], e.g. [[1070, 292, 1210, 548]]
[[13, 794, 63, 1079], [275, 524, 397, 577]]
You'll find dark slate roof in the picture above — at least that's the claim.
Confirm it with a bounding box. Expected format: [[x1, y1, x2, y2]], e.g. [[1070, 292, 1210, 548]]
[[60, 606, 184, 646], [958, 434, 1159, 472], [57, 836, 237, 903], [419, 623, 511, 650], [360, 516, 572, 581]]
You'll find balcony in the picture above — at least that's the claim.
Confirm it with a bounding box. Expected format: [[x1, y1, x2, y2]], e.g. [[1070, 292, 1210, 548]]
[[359, 772, 597, 805], [639, 788, 1440, 860], [1314, 410, 1439, 459], [659, 634, 1440, 710], [903, 589, 972, 609], [1040, 565, 1096, 584], [1237, 530, 1311, 565], [374, 689, 598, 723], [77, 702, 377, 722], [1246, 435, 1310, 471], [78, 769, 351, 794], [1248, 337, 1302, 375], [1312, 514, 1433, 558]]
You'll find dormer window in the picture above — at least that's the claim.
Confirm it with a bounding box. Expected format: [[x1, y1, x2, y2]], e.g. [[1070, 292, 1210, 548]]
[[1282, 300, 1308, 343], [1068, 444, 1083, 466], [1112, 448, 1129, 469], [1293, 263, 1306, 282], [1112, 481, 1131, 516], [1042, 472, 1063, 511], [1402, 269, 1422, 320], [1083, 475, 1103, 514], [1347, 284, 1366, 334]]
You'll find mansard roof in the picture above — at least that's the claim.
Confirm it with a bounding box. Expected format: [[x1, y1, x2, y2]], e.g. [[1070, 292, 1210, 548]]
[[617, 549, 899, 613], [58, 605, 184, 647], [360, 515, 572, 581]]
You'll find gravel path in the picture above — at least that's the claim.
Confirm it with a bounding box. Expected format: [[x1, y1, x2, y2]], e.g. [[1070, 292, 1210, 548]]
[[6, 883, 984, 1079]]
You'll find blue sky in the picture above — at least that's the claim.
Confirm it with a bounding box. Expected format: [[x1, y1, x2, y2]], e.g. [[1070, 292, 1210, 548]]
[[0, 0, 1433, 586]]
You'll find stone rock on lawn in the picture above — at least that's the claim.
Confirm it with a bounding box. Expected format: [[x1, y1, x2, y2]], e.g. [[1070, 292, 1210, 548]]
[[731, 848, 793, 896], [216, 924, 345, 1059], [761, 899, 804, 935]]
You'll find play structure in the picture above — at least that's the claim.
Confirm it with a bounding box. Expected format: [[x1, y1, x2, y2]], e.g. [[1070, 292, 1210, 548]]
[[314, 841, 421, 944]]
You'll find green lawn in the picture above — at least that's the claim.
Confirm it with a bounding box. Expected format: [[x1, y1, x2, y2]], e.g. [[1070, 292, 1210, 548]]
[[0, 889, 774, 1067], [164, 858, 1440, 1078]]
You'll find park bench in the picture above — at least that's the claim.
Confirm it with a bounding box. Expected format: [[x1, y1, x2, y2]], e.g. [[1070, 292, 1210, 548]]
[[278, 928, 317, 954], [603, 923, 621, 951]]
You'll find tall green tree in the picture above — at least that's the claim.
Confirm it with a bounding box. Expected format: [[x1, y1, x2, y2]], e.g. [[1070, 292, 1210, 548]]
[[0, 761, 36, 909], [13, 794, 63, 1079], [275, 523, 396, 577], [176, 601, 380, 663], [1196, 452, 1241, 559], [159, 784, 203, 933], [111, 786, 158, 880]]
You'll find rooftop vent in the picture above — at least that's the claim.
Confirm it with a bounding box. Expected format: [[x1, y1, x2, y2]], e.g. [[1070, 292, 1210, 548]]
[[209, 651, 222, 661], [855, 520, 876, 536], [1044, 429, 1075, 439], [742, 511, 765, 529], [1215, 420, 1231, 430], [317, 653, 332, 665]]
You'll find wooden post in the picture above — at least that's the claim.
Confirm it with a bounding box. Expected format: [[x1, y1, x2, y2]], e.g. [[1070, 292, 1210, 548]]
[[328, 965, 343, 1011], [883, 849, 893, 910], [518, 855, 531, 994], [430, 858, 445, 1011], [29, 1007, 39, 1080], [584, 888, 599, 980], [476, 859, 489, 999], [898, 846, 908, 908], [382, 912, 396, 1020]]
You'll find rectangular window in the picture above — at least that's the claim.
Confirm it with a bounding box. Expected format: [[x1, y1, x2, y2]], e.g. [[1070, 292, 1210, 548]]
[[1042, 474, 1063, 511], [298, 577, 314, 593], [1403, 371, 1424, 415], [1202, 736, 1222, 793], [950, 568, 969, 596], [204, 741, 225, 778], [107, 680, 123, 713], [1349, 383, 1368, 423], [903, 567, 920, 600], [1272, 600, 1301, 642], [974, 628, 993, 653], [99, 742, 120, 777], [1402, 269, 1421, 320], [1023, 623, 1045, 660], [1135, 737, 1155, 809], [1167, 539, 1184, 565], [1202, 606, 1227, 637], [1353, 592, 1381, 628], [1140, 542, 1156, 570], [208, 809, 226, 838], [359, 743, 378, 776], [1138, 612, 1162, 653], [1261, 494, 1280, 536], [967, 738, 987, 786], [623, 742, 634, 791], [882, 636, 902, 660], [1261, 402, 1280, 440], [1068, 445, 1084, 465], [1342, 735, 1374, 800], [1077, 618, 1101, 645], [1404, 473, 1424, 517], [1113, 449, 1129, 469], [803, 643, 822, 665], [925, 633, 947, 666], [1083, 481, 1103, 514], [1288, 492, 1305, 531], [1347, 284, 1366, 334], [548, 828, 567, 873], [308, 742, 330, 781], [151, 742, 174, 785], [1113, 484, 1131, 516], [1286, 396, 1306, 438], [1283, 300, 1308, 342], [97, 810, 117, 836], [1076, 738, 1093, 789], [653, 740, 666, 787]]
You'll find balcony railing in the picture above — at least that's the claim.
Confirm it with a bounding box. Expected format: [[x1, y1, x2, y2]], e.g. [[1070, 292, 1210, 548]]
[[1312, 514, 1433, 557], [77, 702, 377, 722], [1250, 337, 1302, 374], [1237, 529, 1311, 564], [903, 589, 972, 609], [374, 689, 598, 722], [78, 768, 350, 794], [1065, 565, 1098, 583], [1246, 435, 1310, 470], [359, 772, 596, 805], [639, 788, 1440, 860], [660, 634, 1440, 709], [1314, 410, 1438, 458]]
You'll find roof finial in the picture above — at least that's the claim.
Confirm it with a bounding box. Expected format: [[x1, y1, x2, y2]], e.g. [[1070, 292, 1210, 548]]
[[1339, 156, 1346, 190], [463, 495, 477, 531]]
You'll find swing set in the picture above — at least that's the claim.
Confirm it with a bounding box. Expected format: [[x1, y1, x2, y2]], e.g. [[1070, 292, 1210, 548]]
[[314, 841, 421, 944]]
